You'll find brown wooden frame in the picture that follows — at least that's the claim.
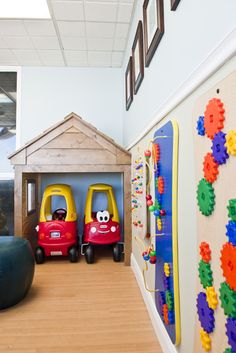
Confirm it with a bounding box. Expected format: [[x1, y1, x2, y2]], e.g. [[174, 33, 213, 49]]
[[125, 57, 133, 111], [143, 0, 164, 67], [132, 21, 144, 94], [171, 0, 181, 11]]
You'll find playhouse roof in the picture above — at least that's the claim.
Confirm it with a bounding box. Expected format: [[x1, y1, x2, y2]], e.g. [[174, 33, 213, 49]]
[[9, 112, 130, 167]]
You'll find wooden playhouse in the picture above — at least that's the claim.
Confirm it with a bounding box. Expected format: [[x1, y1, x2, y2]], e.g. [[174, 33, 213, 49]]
[[9, 113, 132, 265]]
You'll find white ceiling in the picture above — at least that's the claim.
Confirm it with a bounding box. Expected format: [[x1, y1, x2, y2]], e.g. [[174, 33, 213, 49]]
[[0, 0, 136, 67]]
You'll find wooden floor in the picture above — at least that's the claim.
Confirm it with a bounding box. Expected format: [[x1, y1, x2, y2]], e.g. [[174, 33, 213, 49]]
[[0, 248, 163, 353]]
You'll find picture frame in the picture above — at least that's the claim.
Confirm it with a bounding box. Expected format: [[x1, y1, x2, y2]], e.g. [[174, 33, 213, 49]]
[[132, 21, 144, 94], [171, 0, 181, 11], [143, 0, 164, 67], [125, 57, 133, 111]]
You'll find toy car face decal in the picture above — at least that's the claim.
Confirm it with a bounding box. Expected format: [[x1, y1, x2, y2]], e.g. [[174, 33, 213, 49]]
[[96, 210, 110, 223]]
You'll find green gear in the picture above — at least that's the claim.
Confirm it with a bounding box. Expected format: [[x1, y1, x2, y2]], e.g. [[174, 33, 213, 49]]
[[223, 349, 234, 353], [165, 290, 174, 310], [197, 178, 215, 216], [198, 260, 213, 288], [228, 199, 236, 221], [219, 282, 236, 318]]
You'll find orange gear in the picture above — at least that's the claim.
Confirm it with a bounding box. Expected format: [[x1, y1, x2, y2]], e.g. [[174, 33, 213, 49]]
[[199, 242, 211, 263], [158, 176, 165, 194], [204, 98, 225, 139], [163, 304, 169, 325], [221, 242, 236, 290], [152, 143, 160, 165], [203, 153, 219, 183]]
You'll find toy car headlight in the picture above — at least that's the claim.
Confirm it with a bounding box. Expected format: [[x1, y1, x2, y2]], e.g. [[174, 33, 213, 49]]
[[91, 227, 97, 233], [111, 226, 116, 232]]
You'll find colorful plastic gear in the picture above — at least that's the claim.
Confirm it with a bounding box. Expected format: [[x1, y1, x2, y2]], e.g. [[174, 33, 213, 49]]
[[206, 286, 218, 310], [165, 290, 174, 311], [157, 176, 164, 194], [157, 193, 162, 204], [223, 349, 234, 353], [203, 152, 219, 183], [200, 328, 211, 352], [199, 242, 211, 263], [168, 310, 175, 324], [157, 217, 162, 231], [156, 163, 160, 177], [228, 199, 236, 222], [163, 273, 170, 290], [163, 303, 169, 325], [196, 292, 215, 333], [226, 318, 236, 352], [198, 260, 213, 288], [157, 291, 166, 317], [221, 242, 236, 291], [211, 131, 229, 165], [219, 282, 236, 318], [226, 220, 236, 246], [152, 143, 160, 165], [197, 178, 215, 216], [197, 116, 205, 136], [204, 98, 225, 139], [164, 263, 170, 277], [226, 130, 236, 156]]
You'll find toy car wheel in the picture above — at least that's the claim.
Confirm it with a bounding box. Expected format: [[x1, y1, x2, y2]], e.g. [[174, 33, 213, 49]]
[[69, 246, 78, 263], [113, 243, 122, 262], [85, 244, 94, 264], [35, 247, 45, 264]]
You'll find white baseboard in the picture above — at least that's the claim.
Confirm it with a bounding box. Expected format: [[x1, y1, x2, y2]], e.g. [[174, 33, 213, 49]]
[[131, 254, 178, 353]]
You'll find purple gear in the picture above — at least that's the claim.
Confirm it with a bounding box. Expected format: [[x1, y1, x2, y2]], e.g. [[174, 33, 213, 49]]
[[211, 131, 229, 165], [196, 292, 215, 333], [197, 116, 205, 136], [168, 310, 175, 324], [226, 318, 236, 352], [163, 273, 170, 290], [156, 163, 160, 178], [226, 220, 236, 246]]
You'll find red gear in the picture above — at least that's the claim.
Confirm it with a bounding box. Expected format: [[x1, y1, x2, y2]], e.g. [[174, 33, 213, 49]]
[[199, 242, 211, 263], [158, 176, 165, 194], [203, 153, 219, 183], [220, 242, 236, 290], [204, 98, 225, 139], [152, 143, 160, 164]]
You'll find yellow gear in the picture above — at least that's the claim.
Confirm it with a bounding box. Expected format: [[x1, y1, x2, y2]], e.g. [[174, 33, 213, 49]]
[[164, 263, 170, 277], [200, 328, 211, 352], [157, 218, 162, 231], [225, 130, 236, 156], [206, 286, 218, 310]]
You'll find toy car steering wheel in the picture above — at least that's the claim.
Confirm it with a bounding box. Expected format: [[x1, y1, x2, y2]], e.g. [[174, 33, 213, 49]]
[[52, 208, 67, 221]]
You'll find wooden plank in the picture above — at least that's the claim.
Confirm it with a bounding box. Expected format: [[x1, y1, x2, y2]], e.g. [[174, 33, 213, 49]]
[[10, 149, 26, 165], [116, 150, 131, 165], [0, 258, 163, 353], [14, 167, 23, 236], [19, 164, 129, 173], [43, 132, 103, 150], [66, 126, 79, 133], [27, 149, 117, 165], [123, 166, 132, 265]]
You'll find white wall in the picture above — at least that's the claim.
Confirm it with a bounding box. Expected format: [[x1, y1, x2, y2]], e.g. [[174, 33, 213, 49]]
[[123, 0, 236, 147], [129, 49, 236, 353], [20, 66, 123, 146]]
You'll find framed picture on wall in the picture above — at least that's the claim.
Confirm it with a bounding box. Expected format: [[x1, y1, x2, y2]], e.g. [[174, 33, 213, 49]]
[[132, 21, 144, 94], [125, 57, 133, 110], [171, 0, 181, 11], [143, 0, 164, 67]]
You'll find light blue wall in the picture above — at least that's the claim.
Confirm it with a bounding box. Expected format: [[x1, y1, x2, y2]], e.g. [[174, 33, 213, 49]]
[[20, 66, 123, 146], [41, 173, 124, 242]]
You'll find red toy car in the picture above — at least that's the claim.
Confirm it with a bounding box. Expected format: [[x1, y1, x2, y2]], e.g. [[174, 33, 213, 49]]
[[82, 183, 123, 263], [35, 184, 78, 264]]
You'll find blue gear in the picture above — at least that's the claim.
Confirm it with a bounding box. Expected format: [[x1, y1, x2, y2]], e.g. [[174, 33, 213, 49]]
[[156, 163, 160, 178], [196, 292, 215, 333], [197, 116, 205, 136], [168, 310, 175, 324], [211, 131, 229, 165], [226, 220, 236, 246], [157, 291, 166, 318]]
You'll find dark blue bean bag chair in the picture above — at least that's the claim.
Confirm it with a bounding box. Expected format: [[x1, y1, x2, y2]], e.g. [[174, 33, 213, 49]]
[[0, 236, 35, 310]]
